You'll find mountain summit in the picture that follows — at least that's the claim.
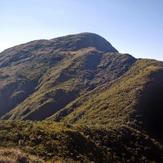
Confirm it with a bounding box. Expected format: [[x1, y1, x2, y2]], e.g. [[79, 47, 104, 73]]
[[50, 32, 118, 52]]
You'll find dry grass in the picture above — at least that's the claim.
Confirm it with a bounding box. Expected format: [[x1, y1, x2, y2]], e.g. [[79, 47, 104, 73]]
[[0, 148, 27, 163], [0, 148, 44, 163]]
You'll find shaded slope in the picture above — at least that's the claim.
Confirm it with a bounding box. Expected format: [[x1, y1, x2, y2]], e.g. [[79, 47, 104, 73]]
[[133, 67, 163, 141], [2, 51, 135, 120]]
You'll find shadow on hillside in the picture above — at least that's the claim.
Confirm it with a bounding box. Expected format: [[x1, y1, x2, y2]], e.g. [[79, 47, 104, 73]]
[[135, 69, 163, 142]]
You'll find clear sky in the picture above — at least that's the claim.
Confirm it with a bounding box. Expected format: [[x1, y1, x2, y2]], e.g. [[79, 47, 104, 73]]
[[0, 0, 163, 60]]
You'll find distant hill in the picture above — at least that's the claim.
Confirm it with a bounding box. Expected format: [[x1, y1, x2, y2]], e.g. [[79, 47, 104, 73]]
[[0, 33, 163, 162]]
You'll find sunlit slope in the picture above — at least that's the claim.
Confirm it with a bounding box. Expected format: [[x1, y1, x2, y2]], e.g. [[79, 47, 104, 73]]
[[50, 59, 163, 137]]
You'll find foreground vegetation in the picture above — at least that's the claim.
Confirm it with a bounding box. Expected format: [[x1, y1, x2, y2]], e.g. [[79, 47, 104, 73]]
[[0, 147, 44, 163], [0, 120, 163, 162]]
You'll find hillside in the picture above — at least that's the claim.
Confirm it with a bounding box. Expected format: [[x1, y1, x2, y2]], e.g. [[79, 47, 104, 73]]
[[0, 33, 135, 120], [0, 33, 163, 162], [50, 59, 163, 139]]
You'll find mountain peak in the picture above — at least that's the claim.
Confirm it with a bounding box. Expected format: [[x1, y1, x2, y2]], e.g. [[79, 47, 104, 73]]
[[51, 32, 118, 52], [1, 33, 118, 55]]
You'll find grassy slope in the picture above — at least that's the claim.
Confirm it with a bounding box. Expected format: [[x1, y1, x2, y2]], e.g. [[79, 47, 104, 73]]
[[49, 59, 163, 132], [0, 121, 107, 162], [0, 120, 163, 163]]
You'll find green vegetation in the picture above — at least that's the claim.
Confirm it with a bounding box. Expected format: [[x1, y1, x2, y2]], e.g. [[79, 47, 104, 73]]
[[0, 121, 163, 162], [51, 59, 163, 132], [0, 121, 107, 162], [1, 33, 163, 162]]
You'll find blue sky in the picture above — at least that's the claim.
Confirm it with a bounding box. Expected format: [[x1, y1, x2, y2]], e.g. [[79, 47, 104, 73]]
[[0, 0, 163, 60]]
